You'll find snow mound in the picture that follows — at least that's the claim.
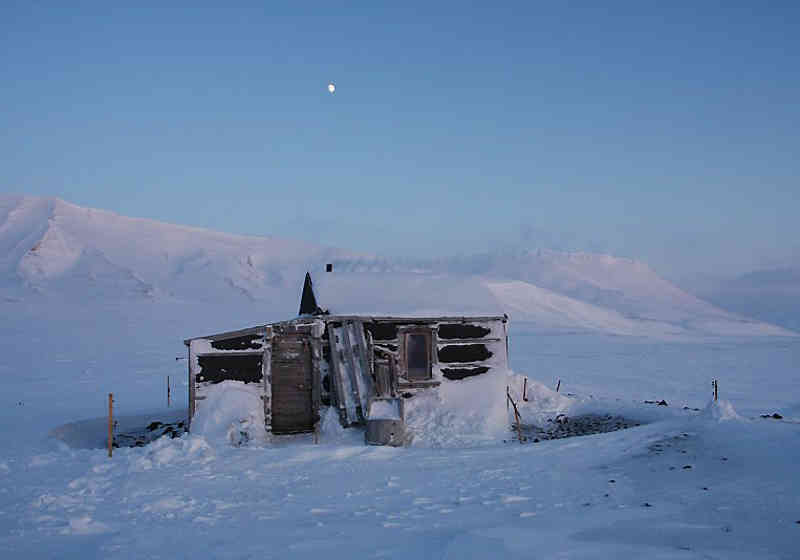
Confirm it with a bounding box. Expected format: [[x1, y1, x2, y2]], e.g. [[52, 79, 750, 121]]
[[404, 369, 513, 447], [700, 399, 741, 422], [368, 400, 402, 420], [318, 406, 363, 445], [133, 434, 214, 471], [506, 374, 573, 426], [189, 381, 268, 446]]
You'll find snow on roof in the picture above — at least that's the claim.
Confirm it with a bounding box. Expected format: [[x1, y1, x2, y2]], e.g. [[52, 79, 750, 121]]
[[312, 271, 506, 318]]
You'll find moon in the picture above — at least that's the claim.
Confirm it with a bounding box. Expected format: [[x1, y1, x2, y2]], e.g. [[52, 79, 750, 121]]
[[328, 82, 335, 94]]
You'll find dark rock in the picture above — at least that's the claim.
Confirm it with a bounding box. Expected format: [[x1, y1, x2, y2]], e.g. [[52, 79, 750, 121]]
[[608, 480, 616, 483], [683, 465, 692, 469], [146, 421, 163, 432], [642, 502, 653, 507]]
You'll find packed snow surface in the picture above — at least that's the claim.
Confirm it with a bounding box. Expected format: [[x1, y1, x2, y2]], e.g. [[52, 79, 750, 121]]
[[2, 298, 799, 558]]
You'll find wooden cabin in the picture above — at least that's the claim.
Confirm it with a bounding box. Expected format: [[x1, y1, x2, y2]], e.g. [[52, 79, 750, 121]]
[[183, 273, 509, 444]]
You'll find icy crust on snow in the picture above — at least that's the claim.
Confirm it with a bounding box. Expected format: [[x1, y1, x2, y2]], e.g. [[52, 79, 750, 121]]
[[190, 381, 268, 446]]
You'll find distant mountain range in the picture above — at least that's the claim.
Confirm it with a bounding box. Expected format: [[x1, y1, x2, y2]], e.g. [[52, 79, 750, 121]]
[[694, 267, 800, 332], [1, 195, 795, 339]]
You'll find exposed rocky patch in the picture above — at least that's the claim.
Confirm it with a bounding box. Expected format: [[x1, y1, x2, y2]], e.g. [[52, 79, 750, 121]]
[[511, 413, 642, 443], [113, 420, 187, 448]]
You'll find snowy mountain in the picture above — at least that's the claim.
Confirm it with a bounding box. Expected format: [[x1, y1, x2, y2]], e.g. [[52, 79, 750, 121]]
[[0, 195, 358, 313], [0, 195, 794, 338]]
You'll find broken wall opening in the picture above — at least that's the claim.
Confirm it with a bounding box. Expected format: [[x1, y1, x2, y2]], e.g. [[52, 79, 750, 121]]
[[195, 355, 263, 384]]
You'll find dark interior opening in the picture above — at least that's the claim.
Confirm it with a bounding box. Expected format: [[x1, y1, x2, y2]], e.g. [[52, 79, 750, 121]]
[[438, 344, 493, 363], [441, 366, 490, 380], [196, 355, 263, 384], [406, 334, 430, 380], [365, 322, 399, 341], [210, 335, 263, 351], [437, 323, 491, 340]]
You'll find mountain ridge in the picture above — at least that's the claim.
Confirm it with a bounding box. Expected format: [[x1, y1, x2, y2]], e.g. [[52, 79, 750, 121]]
[[1, 194, 794, 339]]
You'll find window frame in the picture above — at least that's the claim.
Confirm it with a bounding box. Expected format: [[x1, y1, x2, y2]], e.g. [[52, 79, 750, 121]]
[[399, 326, 436, 381]]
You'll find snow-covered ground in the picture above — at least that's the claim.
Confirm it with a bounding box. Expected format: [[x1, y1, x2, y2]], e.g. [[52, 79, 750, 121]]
[[1, 299, 799, 559]]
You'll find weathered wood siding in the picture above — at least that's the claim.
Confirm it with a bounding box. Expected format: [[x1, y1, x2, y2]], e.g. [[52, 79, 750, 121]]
[[363, 316, 508, 385]]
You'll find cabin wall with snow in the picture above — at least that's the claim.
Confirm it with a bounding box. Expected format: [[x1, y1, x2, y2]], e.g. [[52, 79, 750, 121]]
[[186, 315, 508, 439], [187, 321, 325, 435], [363, 316, 508, 388], [188, 330, 269, 430]]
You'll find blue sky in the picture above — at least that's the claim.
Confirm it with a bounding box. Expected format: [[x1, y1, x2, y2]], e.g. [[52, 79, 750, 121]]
[[2, 2, 798, 280]]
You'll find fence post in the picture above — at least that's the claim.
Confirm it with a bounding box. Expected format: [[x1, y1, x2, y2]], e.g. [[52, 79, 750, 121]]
[[556, 379, 561, 393], [108, 393, 113, 458], [167, 375, 171, 408]]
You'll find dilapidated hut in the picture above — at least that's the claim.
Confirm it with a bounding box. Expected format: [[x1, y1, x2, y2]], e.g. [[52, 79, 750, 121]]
[[184, 272, 508, 445]]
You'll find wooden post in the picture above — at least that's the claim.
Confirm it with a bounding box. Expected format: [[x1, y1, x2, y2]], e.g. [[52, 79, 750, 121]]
[[108, 393, 113, 458], [523, 377, 528, 402], [556, 379, 561, 393], [713, 380, 718, 401], [167, 375, 171, 408], [506, 389, 524, 444]]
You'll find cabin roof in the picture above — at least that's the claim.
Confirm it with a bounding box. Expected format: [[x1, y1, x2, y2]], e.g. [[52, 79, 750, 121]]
[[312, 271, 507, 317], [183, 314, 507, 345]]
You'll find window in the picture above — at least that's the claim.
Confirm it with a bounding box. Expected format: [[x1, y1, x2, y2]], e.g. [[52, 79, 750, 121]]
[[406, 333, 430, 380]]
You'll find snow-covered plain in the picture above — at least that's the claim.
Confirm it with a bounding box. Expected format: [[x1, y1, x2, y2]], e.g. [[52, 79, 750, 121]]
[[1, 196, 799, 558], [1, 299, 799, 559]]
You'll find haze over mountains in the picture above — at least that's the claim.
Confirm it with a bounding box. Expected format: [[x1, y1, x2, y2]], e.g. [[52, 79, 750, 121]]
[[696, 267, 800, 333], [1, 195, 794, 339]]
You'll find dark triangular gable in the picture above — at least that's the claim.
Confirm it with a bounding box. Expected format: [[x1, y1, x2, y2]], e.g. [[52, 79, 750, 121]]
[[299, 272, 323, 315]]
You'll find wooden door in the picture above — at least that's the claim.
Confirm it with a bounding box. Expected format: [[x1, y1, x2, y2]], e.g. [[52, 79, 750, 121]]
[[271, 334, 314, 434]]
